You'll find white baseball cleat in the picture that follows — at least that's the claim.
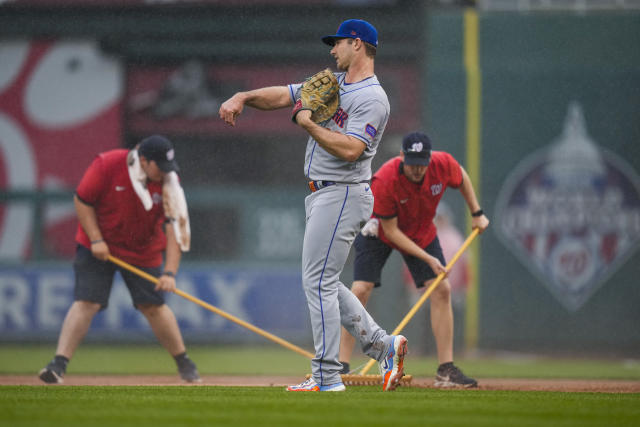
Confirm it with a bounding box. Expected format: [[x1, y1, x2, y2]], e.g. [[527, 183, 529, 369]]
[[379, 335, 408, 391], [286, 377, 346, 392]]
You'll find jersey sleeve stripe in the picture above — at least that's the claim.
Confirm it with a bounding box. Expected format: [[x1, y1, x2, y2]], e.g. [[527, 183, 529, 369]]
[[346, 132, 371, 146], [288, 84, 297, 103]]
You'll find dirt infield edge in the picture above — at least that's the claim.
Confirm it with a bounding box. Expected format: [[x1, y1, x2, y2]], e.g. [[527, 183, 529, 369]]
[[2, 375, 639, 393]]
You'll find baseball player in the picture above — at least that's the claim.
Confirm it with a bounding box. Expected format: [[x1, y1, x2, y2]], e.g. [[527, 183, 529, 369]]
[[39, 135, 200, 384], [338, 131, 489, 388], [219, 19, 407, 392]]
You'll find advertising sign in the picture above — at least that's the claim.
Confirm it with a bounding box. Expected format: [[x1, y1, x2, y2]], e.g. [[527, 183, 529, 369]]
[[0, 39, 122, 260], [0, 265, 309, 342], [495, 102, 640, 311]]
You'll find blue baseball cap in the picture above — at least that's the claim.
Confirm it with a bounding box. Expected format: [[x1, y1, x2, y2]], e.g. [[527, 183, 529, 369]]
[[322, 19, 378, 47]]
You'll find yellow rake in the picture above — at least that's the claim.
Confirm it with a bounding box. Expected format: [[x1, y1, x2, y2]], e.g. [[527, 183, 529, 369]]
[[109, 227, 477, 387], [342, 228, 481, 386]]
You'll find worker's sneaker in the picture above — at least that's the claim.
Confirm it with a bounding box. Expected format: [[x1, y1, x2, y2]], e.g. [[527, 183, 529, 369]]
[[434, 362, 478, 388], [39, 362, 65, 384], [177, 355, 201, 383], [286, 378, 346, 392], [379, 335, 408, 391]]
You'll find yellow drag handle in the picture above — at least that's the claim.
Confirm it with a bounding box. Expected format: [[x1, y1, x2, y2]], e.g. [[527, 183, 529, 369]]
[[107, 255, 315, 360], [359, 228, 480, 375]]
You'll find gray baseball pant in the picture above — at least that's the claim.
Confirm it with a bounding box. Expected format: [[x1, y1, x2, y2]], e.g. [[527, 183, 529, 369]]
[[302, 183, 393, 386]]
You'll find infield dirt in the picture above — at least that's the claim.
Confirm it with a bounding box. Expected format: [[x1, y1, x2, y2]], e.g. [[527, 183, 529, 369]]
[[2, 375, 639, 393]]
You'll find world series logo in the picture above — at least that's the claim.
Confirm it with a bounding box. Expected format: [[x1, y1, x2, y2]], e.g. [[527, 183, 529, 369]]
[[495, 102, 640, 311]]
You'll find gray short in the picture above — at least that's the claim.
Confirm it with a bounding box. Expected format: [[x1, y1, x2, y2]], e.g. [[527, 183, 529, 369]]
[[73, 245, 165, 309]]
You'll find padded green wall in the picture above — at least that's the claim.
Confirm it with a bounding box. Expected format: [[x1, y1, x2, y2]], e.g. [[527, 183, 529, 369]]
[[427, 11, 640, 355]]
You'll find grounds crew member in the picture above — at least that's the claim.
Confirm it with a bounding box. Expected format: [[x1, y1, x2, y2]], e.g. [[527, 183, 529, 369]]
[[339, 131, 489, 388], [39, 135, 200, 384]]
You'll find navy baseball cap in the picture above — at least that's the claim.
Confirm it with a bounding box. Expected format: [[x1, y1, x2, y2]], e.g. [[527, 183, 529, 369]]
[[322, 19, 378, 47], [138, 135, 179, 172], [402, 132, 432, 166]]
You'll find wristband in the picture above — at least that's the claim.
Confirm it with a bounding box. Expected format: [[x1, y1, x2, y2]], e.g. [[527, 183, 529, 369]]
[[90, 239, 104, 244], [471, 209, 484, 217], [162, 271, 175, 278]]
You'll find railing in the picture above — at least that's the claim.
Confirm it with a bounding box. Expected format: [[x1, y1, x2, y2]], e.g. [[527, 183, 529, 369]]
[[0, 187, 307, 263], [476, 0, 640, 11]]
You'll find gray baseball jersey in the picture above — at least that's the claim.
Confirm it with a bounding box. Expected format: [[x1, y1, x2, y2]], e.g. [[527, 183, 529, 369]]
[[289, 72, 395, 386], [288, 72, 390, 182]]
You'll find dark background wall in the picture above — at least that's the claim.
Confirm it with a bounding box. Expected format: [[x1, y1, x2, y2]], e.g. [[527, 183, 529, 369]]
[[1, 2, 639, 354], [426, 10, 640, 355]]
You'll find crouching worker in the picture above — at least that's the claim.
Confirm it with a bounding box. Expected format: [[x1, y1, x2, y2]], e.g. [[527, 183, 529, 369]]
[[39, 135, 200, 383]]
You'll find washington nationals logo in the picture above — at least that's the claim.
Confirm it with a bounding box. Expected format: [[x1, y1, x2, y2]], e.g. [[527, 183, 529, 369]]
[[495, 102, 640, 311], [408, 142, 424, 153]]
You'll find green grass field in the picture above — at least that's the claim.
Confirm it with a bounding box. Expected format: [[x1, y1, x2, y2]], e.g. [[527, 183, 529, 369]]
[[2, 344, 639, 426], [2, 343, 640, 379]]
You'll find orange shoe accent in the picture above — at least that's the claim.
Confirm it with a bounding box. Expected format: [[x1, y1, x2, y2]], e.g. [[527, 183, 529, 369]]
[[381, 335, 408, 391], [287, 385, 320, 392], [382, 371, 392, 390]]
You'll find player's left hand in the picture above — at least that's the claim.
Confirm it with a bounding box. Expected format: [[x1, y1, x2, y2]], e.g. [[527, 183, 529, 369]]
[[156, 274, 177, 292]]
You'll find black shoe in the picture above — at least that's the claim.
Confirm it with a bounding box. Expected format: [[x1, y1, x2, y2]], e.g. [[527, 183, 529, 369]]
[[177, 355, 201, 383], [39, 362, 65, 384], [434, 363, 477, 388], [339, 361, 350, 375]]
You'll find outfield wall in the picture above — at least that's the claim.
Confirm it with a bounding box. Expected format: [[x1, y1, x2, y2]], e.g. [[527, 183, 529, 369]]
[[426, 11, 640, 355], [0, 264, 310, 344], [1, 5, 639, 356]]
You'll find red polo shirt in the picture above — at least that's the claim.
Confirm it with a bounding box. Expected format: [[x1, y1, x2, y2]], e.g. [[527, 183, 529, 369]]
[[75, 149, 167, 267], [372, 153, 463, 252]]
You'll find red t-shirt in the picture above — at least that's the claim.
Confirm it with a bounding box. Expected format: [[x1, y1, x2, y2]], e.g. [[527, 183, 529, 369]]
[[372, 153, 463, 252], [75, 149, 167, 267]]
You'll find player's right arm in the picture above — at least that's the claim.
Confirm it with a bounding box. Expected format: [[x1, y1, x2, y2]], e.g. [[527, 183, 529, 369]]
[[219, 86, 292, 126], [295, 110, 366, 162], [379, 216, 448, 276], [74, 195, 109, 261]]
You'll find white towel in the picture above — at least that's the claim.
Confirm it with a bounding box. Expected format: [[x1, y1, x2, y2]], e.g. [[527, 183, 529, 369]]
[[127, 149, 153, 211], [163, 171, 191, 252], [127, 150, 190, 252]]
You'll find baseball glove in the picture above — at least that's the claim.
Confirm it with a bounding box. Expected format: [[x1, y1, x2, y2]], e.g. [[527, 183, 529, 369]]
[[292, 68, 340, 124]]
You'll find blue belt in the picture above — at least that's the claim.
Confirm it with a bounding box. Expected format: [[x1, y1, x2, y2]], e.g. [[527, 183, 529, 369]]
[[308, 180, 336, 192]]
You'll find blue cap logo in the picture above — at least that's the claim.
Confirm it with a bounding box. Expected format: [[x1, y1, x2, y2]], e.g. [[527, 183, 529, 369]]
[[322, 19, 378, 47]]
